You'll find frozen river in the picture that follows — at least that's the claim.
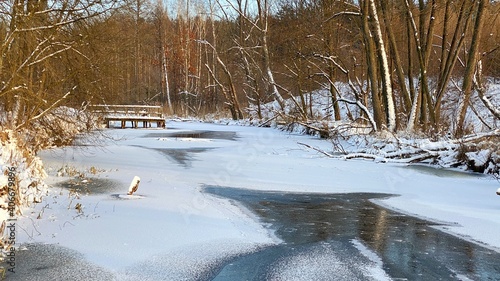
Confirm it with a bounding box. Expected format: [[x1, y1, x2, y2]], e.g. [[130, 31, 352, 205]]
[[9, 121, 500, 280], [205, 187, 500, 280]]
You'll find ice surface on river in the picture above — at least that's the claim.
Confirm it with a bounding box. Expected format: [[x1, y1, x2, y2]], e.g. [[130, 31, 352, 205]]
[[267, 242, 391, 281], [351, 239, 392, 281], [118, 241, 266, 281], [14, 121, 500, 280]]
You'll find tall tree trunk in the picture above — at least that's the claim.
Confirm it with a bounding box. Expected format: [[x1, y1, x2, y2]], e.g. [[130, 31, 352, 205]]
[[134, 0, 142, 102], [215, 52, 244, 119], [329, 66, 341, 121], [156, 0, 172, 113], [183, 0, 191, 115], [262, 29, 285, 109], [404, 0, 434, 131], [369, 0, 396, 132], [361, 0, 383, 131], [438, 0, 451, 83], [322, 1, 341, 121], [420, 0, 438, 129], [258, 0, 286, 109], [381, 0, 411, 113], [406, 14, 418, 132], [456, 0, 488, 136], [162, 45, 172, 113], [435, 0, 474, 123]]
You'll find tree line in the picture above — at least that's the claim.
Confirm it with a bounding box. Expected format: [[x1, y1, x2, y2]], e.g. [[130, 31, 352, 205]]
[[0, 0, 499, 141]]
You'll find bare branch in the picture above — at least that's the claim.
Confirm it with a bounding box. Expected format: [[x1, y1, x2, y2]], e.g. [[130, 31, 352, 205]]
[[324, 11, 361, 23], [297, 142, 334, 158], [16, 86, 76, 130]]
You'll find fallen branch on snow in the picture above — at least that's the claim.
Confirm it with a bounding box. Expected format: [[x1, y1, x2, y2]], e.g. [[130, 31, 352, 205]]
[[297, 142, 334, 158]]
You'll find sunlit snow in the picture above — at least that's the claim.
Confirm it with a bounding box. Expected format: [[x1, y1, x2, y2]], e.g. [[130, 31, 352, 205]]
[[11, 120, 500, 279]]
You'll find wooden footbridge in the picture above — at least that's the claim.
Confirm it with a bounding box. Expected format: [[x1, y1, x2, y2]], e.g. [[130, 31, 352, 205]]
[[90, 105, 166, 129]]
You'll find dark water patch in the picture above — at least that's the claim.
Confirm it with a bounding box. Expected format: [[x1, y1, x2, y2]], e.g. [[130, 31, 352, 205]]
[[204, 186, 500, 280], [155, 147, 213, 168], [404, 164, 487, 178], [55, 177, 120, 195], [143, 130, 238, 141], [5, 243, 114, 281], [130, 145, 213, 168]]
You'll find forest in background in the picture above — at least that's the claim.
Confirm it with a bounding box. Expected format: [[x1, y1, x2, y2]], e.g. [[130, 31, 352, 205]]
[[0, 0, 499, 143]]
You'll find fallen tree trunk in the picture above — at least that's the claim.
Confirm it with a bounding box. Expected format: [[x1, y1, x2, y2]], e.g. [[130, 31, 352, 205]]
[[297, 129, 499, 175]]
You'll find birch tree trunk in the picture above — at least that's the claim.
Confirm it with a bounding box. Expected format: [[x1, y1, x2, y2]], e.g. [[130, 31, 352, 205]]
[[369, 0, 396, 132], [361, 0, 383, 131], [406, 13, 418, 132], [403, 0, 433, 132], [162, 44, 173, 113]]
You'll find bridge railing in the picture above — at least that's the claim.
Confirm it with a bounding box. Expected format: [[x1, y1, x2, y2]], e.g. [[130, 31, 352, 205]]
[[89, 104, 166, 128], [89, 104, 163, 117]]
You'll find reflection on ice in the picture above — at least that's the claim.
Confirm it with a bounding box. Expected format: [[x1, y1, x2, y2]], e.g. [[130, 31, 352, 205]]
[[205, 186, 500, 280]]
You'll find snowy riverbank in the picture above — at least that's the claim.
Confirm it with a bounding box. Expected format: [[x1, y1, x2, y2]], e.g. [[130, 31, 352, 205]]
[[12, 120, 500, 279]]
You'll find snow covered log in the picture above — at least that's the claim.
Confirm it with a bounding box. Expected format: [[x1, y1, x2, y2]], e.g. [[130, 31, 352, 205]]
[[308, 128, 500, 176], [127, 176, 141, 195]]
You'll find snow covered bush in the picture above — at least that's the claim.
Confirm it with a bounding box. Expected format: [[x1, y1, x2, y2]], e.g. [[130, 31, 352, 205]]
[[0, 106, 96, 253], [0, 130, 48, 250], [26, 107, 98, 152]]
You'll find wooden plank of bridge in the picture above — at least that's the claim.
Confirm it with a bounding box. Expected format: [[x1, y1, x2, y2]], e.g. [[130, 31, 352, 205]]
[[89, 105, 166, 129]]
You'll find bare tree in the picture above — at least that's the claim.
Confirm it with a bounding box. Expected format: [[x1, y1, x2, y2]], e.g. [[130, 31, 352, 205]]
[[0, 0, 117, 131], [153, 0, 173, 112], [202, 0, 244, 119], [224, 0, 286, 110]]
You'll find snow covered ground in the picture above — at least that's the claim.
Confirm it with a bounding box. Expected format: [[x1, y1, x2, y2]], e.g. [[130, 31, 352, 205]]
[[14, 120, 500, 279]]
